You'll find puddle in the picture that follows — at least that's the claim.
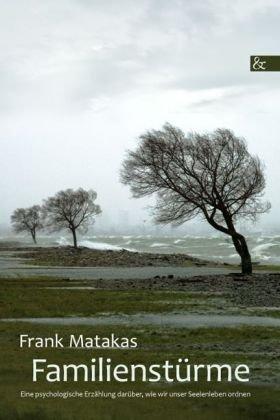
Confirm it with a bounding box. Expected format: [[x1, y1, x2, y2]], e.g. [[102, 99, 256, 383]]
[[2, 314, 280, 328]]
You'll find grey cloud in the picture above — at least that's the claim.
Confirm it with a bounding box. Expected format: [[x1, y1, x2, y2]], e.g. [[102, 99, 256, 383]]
[[0, 0, 280, 115], [0, 0, 280, 228]]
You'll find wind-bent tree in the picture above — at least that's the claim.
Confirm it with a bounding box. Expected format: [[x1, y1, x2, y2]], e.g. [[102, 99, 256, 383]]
[[11, 205, 43, 244], [42, 188, 101, 248], [120, 124, 270, 274]]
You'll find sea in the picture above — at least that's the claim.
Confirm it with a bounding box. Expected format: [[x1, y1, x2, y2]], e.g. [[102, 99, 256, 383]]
[[2, 233, 280, 265]]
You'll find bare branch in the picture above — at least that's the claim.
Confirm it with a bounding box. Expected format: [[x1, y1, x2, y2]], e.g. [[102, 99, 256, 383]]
[[42, 188, 102, 248], [120, 123, 271, 274], [11, 205, 43, 244]]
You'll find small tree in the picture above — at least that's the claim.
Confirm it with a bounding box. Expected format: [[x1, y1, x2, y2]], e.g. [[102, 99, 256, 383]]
[[120, 124, 271, 274], [11, 205, 43, 244], [42, 188, 101, 248]]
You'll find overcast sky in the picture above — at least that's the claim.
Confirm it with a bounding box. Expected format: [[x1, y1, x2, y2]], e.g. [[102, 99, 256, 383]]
[[0, 0, 280, 231]]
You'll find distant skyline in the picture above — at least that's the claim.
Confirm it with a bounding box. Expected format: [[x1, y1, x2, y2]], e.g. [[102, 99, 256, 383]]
[[1, 0, 280, 232]]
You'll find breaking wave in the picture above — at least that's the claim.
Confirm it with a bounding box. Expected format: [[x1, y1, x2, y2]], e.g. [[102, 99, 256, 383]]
[[79, 240, 137, 252]]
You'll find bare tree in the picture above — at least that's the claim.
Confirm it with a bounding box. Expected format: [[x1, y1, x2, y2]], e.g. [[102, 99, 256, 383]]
[[42, 188, 101, 248], [121, 124, 271, 274], [11, 205, 43, 244]]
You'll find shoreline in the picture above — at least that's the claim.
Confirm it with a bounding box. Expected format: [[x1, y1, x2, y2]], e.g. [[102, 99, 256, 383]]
[[5, 245, 219, 267], [1, 242, 280, 270]]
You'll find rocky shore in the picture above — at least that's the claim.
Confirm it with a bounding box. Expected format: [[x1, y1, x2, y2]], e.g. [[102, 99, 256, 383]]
[[12, 246, 222, 267], [86, 273, 280, 308]]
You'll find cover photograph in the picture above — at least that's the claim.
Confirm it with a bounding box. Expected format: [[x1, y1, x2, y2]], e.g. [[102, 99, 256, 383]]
[[0, 1, 279, 419]]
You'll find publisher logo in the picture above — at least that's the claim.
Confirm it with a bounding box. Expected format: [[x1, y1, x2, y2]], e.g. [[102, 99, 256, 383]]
[[252, 56, 266, 71], [250, 55, 280, 71]]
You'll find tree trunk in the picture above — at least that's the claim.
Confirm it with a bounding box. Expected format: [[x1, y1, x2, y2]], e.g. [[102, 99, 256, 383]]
[[231, 234, 252, 275], [241, 252, 252, 275], [71, 228, 78, 249], [31, 230, 37, 244], [239, 236, 252, 275]]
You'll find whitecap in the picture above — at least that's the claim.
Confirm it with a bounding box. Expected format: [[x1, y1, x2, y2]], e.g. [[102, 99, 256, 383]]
[[79, 240, 136, 252], [174, 239, 184, 244], [252, 242, 276, 254], [150, 243, 168, 248]]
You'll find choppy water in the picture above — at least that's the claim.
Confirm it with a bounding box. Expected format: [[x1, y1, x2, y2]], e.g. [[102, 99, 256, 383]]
[[59, 234, 280, 264], [2, 233, 280, 265]]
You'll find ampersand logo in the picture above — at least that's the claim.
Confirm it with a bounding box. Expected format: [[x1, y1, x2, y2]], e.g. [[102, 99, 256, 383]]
[[250, 55, 280, 71], [252, 56, 267, 70]]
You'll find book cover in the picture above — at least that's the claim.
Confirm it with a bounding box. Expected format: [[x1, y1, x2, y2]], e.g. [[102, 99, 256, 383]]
[[0, 1, 279, 419]]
